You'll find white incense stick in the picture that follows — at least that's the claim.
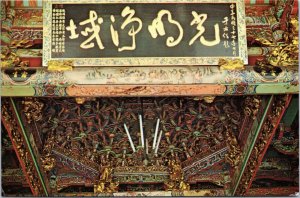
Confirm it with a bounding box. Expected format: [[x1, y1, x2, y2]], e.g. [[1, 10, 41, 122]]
[[146, 138, 149, 154], [124, 123, 136, 152], [138, 115, 145, 148], [154, 130, 163, 154], [152, 118, 160, 149]]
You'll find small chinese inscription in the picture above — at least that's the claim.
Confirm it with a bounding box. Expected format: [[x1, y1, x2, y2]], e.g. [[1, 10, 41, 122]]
[[230, 3, 237, 56], [52, 5, 66, 54]]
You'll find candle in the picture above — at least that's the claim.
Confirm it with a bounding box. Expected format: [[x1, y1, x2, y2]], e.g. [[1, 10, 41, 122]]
[[138, 115, 145, 148], [152, 118, 160, 149], [154, 130, 163, 154], [123, 123, 136, 152]]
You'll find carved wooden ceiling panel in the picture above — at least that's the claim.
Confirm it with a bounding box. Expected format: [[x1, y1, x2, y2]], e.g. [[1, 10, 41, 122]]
[[15, 96, 246, 193]]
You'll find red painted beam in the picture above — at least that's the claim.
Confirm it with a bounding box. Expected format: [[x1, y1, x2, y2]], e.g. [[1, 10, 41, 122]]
[[1, 107, 38, 196], [244, 95, 293, 194]]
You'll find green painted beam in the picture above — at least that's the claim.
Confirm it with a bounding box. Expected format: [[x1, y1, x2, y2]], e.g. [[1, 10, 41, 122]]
[[1, 86, 35, 96], [0, 84, 298, 97], [232, 95, 274, 195], [255, 84, 299, 94], [281, 96, 299, 127], [10, 98, 49, 196]]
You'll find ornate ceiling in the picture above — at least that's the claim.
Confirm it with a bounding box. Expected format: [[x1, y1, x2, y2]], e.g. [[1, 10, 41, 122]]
[[19, 97, 244, 193]]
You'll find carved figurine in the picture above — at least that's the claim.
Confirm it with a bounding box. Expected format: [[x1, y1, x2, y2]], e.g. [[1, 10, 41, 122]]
[[179, 177, 190, 191], [94, 166, 119, 194]]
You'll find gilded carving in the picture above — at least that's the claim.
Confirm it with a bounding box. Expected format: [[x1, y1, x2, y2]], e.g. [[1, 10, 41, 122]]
[[203, 96, 216, 103], [22, 98, 44, 124], [41, 136, 56, 172], [244, 96, 262, 120], [247, 27, 275, 47], [94, 166, 119, 194], [224, 128, 241, 169], [268, 45, 298, 67], [10, 39, 33, 49], [164, 159, 190, 191], [1, 47, 25, 68], [218, 58, 245, 70], [267, 17, 298, 67], [41, 154, 56, 172], [47, 60, 73, 71]]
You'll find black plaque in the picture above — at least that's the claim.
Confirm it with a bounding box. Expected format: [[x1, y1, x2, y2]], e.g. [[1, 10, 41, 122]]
[[43, 1, 247, 66]]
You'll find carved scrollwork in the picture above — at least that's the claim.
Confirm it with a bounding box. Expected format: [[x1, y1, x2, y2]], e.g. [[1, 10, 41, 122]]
[[41, 136, 56, 172], [273, 137, 299, 157], [267, 44, 298, 67]]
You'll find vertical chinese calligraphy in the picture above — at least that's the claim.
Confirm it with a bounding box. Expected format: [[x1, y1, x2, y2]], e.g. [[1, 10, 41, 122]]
[[230, 4, 237, 56], [52, 6, 65, 54], [222, 17, 230, 49]]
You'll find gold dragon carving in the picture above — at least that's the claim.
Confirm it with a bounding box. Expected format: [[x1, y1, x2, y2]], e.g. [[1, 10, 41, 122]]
[[1, 47, 29, 68]]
